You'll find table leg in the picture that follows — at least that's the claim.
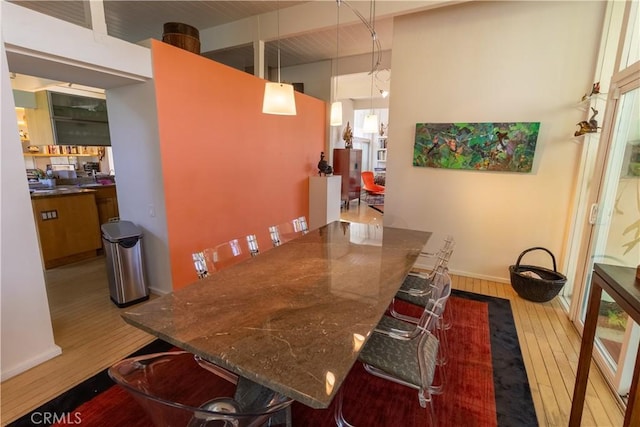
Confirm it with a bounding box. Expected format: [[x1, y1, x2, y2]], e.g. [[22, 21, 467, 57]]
[[234, 376, 292, 427], [569, 282, 603, 427], [623, 346, 640, 427]]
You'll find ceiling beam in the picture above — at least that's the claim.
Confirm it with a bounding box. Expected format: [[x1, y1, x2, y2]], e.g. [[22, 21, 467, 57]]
[[200, 1, 462, 52], [3, 1, 152, 88]]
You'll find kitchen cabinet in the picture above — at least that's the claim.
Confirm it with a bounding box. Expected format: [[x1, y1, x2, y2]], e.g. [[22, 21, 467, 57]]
[[25, 91, 54, 146], [24, 91, 111, 147], [93, 185, 120, 225], [333, 148, 362, 208], [31, 190, 102, 269]]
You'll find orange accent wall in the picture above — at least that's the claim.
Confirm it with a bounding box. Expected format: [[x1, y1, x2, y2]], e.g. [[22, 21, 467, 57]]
[[151, 40, 326, 289]]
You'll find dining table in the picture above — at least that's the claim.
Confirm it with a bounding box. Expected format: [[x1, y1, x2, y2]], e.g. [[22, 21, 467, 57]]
[[121, 220, 431, 422]]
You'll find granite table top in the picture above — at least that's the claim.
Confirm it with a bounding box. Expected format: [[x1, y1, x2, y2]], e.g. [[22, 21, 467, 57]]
[[122, 221, 431, 409]]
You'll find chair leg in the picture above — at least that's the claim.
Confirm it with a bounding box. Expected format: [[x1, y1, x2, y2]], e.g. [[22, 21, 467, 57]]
[[430, 352, 447, 396], [418, 389, 437, 426], [442, 305, 452, 330], [435, 322, 448, 366], [334, 387, 355, 427]]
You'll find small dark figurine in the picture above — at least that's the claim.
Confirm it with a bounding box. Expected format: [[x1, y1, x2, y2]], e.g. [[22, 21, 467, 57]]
[[317, 152, 333, 176], [574, 107, 599, 136]]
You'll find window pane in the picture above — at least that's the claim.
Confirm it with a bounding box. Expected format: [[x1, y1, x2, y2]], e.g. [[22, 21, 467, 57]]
[[620, 1, 639, 70]]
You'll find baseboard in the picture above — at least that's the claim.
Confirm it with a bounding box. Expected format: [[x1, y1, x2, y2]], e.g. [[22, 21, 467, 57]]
[[1, 344, 62, 381], [148, 286, 169, 296], [411, 261, 511, 285], [449, 269, 511, 285]]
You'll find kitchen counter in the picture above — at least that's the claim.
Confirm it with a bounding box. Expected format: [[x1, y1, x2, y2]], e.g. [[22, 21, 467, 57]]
[[30, 187, 97, 198], [29, 183, 116, 198], [31, 189, 102, 269]]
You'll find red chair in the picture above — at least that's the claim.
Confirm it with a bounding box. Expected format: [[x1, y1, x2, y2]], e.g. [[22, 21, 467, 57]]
[[361, 171, 385, 203]]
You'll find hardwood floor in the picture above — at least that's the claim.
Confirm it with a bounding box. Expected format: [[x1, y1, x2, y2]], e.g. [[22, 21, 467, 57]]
[[0, 257, 156, 425], [0, 203, 625, 426]]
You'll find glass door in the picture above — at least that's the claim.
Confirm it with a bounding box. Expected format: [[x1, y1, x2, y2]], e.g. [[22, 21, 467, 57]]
[[577, 80, 639, 398]]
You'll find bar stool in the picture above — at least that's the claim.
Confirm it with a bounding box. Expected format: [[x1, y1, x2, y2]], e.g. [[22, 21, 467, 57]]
[[269, 216, 308, 247], [109, 351, 292, 427], [355, 272, 451, 426], [192, 234, 260, 278]]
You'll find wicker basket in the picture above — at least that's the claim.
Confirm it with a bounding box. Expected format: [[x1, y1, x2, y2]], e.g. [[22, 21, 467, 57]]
[[509, 247, 567, 302]]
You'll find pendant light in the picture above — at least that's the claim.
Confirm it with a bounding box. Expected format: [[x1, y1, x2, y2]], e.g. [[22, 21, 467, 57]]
[[330, 1, 343, 126], [362, 0, 378, 133], [262, 2, 296, 115]]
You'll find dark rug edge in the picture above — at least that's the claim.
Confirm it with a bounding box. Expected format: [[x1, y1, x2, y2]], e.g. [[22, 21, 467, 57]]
[[451, 289, 538, 427], [7, 339, 174, 427], [368, 204, 384, 214]]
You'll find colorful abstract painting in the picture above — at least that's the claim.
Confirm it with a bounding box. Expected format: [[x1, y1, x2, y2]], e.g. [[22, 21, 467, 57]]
[[413, 122, 540, 172]]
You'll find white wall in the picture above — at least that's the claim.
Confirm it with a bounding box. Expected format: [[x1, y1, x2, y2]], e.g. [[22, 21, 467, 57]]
[[1, 3, 153, 378], [0, 13, 61, 380], [386, 1, 606, 282], [3, 2, 151, 86], [106, 81, 173, 294], [281, 60, 332, 102]]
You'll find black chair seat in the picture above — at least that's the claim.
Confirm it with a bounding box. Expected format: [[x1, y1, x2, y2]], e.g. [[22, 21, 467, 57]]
[[359, 315, 439, 388], [396, 275, 433, 307]]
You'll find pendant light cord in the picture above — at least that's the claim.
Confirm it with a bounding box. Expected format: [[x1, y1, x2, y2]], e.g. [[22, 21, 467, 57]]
[[341, 0, 381, 72], [369, 0, 375, 113], [334, 2, 340, 102], [277, 1, 281, 84]]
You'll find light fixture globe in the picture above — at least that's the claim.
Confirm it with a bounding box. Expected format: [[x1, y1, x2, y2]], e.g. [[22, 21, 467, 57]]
[[363, 113, 379, 133], [330, 101, 343, 126], [262, 1, 297, 116], [262, 82, 297, 115]]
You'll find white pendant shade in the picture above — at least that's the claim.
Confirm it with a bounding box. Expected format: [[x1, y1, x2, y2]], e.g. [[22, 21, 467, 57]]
[[363, 113, 379, 133], [262, 82, 297, 115], [330, 101, 343, 126]]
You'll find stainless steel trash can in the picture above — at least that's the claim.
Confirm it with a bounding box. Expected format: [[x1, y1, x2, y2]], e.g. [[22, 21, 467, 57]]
[[102, 220, 149, 307]]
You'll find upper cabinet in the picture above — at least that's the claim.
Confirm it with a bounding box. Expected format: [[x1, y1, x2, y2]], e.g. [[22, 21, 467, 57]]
[[25, 91, 111, 147], [49, 92, 108, 122]]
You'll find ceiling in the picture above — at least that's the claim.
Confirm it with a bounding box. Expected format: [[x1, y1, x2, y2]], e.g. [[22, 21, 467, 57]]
[[7, 1, 453, 96]]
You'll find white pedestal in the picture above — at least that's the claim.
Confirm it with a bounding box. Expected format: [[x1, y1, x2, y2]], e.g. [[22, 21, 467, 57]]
[[309, 175, 341, 230]]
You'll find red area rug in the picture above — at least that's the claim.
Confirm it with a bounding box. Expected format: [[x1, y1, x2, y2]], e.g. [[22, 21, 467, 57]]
[[291, 296, 495, 426], [11, 291, 536, 427]]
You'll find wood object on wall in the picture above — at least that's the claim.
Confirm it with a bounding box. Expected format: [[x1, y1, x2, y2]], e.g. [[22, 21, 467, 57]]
[[333, 148, 362, 209]]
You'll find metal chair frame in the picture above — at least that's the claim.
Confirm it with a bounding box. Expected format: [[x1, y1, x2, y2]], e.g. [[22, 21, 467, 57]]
[[269, 216, 308, 247], [192, 234, 260, 278], [341, 271, 452, 426]]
